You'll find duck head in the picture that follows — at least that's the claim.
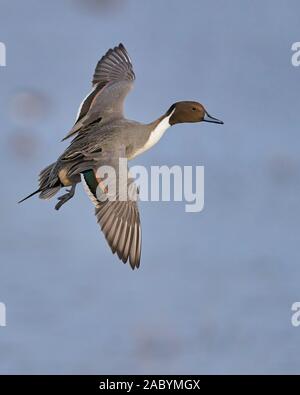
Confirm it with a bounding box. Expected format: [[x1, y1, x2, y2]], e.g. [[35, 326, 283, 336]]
[[167, 101, 223, 125]]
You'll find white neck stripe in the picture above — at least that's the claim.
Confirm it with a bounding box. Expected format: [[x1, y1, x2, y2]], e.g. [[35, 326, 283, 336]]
[[130, 108, 175, 159]]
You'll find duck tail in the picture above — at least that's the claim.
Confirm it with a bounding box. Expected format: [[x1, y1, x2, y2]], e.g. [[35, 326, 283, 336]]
[[18, 188, 41, 203], [18, 162, 61, 204]]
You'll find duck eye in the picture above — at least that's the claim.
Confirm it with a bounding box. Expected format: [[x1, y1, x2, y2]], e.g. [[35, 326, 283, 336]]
[[192, 107, 197, 111]]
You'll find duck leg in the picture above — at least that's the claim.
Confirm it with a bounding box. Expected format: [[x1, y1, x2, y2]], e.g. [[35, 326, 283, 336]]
[[55, 184, 76, 211]]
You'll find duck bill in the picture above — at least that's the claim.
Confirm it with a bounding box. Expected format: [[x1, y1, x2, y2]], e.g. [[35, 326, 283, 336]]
[[203, 112, 224, 124]]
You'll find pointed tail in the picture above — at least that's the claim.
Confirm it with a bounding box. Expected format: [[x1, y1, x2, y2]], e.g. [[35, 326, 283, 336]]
[[18, 188, 41, 204], [18, 162, 61, 204]]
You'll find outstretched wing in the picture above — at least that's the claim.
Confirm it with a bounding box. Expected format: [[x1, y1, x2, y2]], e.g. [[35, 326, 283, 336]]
[[81, 153, 141, 269], [62, 43, 135, 141]]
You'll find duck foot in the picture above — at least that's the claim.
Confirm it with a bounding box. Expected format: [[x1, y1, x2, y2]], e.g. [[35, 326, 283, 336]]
[[55, 184, 76, 210]]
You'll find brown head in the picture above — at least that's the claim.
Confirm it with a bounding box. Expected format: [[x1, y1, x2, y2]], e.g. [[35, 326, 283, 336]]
[[166, 101, 223, 126]]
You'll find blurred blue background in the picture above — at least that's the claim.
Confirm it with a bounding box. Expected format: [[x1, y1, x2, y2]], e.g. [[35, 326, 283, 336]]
[[0, 0, 300, 374]]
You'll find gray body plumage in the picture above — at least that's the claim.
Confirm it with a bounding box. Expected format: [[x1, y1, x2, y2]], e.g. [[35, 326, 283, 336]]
[[59, 119, 153, 178], [25, 44, 158, 269], [44, 118, 154, 196]]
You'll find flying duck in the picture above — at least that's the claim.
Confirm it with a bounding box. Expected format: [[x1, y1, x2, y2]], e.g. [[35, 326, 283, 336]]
[[19, 43, 223, 269]]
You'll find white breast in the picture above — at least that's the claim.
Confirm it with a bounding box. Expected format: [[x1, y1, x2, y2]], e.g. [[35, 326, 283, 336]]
[[132, 108, 175, 159]]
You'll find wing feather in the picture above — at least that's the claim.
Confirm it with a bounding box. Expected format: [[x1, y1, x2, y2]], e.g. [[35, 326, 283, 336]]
[[63, 43, 135, 141], [82, 166, 141, 269]]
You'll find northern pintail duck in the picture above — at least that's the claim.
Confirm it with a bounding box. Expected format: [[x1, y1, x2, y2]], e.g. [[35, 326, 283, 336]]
[[19, 43, 223, 269]]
